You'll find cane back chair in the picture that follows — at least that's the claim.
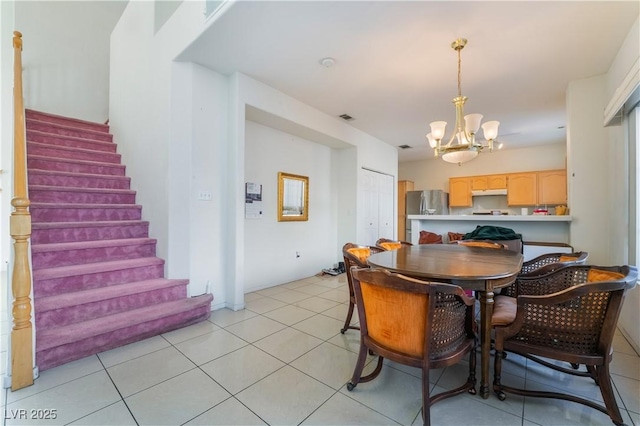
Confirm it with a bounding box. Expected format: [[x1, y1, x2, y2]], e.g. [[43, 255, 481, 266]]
[[498, 252, 589, 299], [492, 264, 638, 426], [375, 238, 413, 251], [340, 243, 385, 334], [347, 268, 477, 426]]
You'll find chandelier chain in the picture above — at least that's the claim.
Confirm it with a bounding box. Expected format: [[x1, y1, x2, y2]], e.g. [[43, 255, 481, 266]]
[[457, 47, 462, 98]]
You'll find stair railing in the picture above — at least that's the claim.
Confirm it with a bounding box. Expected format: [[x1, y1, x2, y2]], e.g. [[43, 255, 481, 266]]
[[10, 30, 34, 391]]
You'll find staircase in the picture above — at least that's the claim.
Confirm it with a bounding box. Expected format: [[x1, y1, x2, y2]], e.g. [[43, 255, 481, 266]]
[[26, 109, 213, 371]]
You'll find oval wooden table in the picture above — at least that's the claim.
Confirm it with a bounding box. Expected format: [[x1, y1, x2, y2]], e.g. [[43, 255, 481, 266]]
[[367, 243, 523, 399]]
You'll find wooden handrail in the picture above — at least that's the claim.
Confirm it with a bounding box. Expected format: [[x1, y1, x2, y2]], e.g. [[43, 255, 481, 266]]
[[10, 30, 34, 391]]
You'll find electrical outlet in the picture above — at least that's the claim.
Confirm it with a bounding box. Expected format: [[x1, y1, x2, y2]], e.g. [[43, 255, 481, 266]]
[[198, 191, 212, 201]]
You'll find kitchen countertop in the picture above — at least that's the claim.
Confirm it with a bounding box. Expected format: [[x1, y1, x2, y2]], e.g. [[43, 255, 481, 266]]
[[408, 214, 572, 222]]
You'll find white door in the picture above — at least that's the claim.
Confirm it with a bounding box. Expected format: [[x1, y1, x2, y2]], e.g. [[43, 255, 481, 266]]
[[361, 169, 379, 246], [377, 173, 394, 240], [359, 169, 395, 246]]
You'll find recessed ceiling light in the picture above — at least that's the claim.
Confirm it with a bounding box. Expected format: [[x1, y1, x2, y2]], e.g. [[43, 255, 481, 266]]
[[320, 57, 336, 68]]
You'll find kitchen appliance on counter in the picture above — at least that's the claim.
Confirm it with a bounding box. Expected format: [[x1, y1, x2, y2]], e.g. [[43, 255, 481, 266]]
[[405, 190, 449, 241]]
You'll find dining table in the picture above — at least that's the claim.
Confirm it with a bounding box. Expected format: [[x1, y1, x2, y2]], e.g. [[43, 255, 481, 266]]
[[367, 243, 523, 399]]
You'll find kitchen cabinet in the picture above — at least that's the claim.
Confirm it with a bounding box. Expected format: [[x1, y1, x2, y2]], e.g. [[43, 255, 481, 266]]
[[471, 174, 507, 190], [507, 173, 537, 206], [488, 174, 507, 189], [398, 180, 414, 240], [471, 176, 488, 190], [538, 170, 567, 205], [449, 177, 472, 207]]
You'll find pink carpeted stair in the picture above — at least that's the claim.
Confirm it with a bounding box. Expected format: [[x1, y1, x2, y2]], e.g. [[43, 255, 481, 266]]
[[26, 109, 213, 371]]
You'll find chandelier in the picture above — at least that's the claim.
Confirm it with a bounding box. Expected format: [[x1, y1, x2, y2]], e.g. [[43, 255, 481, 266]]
[[427, 38, 500, 165]]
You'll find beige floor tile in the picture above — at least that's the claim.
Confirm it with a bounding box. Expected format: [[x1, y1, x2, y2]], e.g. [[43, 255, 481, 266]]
[[107, 346, 195, 397], [427, 384, 524, 426], [522, 389, 633, 426], [301, 392, 397, 425], [610, 351, 640, 381], [253, 327, 323, 363], [200, 345, 285, 394], [225, 315, 286, 343], [268, 289, 314, 304], [255, 286, 289, 297], [291, 342, 361, 389], [175, 328, 248, 365], [281, 279, 312, 289], [612, 373, 640, 413], [209, 308, 258, 327], [262, 304, 316, 325], [185, 397, 266, 425], [236, 366, 334, 425], [69, 401, 136, 425], [292, 314, 344, 340], [125, 369, 230, 425], [613, 334, 638, 357], [98, 335, 171, 368], [321, 303, 359, 323], [161, 320, 219, 345], [339, 364, 422, 425], [7, 355, 104, 404], [245, 297, 287, 314], [293, 296, 340, 313], [316, 288, 350, 303], [244, 292, 265, 302], [327, 330, 364, 354], [5, 371, 120, 425], [293, 283, 334, 296]]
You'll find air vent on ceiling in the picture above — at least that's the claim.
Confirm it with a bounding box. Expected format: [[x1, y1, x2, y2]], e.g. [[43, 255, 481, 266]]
[[339, 114, 354, 121], [398, 145, 412, 149]]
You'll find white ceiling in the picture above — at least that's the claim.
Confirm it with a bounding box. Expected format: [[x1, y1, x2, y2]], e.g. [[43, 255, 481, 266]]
[[178, 1, 639, 163]]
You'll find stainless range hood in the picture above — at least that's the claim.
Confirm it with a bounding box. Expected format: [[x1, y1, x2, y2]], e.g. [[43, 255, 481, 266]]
[[471, 189, 508, 196]]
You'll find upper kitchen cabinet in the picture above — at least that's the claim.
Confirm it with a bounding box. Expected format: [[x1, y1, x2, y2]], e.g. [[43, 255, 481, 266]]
[[487, 174, 507, 189], [449, 177, 472, 207], [471, 174, 507, 191], [507, 172, 537, 206], [470, 176, 488, 190], [538, 170, 567, 205]]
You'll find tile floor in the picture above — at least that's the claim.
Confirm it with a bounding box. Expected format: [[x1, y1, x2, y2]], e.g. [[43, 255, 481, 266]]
[[2, 273, 639, 425]]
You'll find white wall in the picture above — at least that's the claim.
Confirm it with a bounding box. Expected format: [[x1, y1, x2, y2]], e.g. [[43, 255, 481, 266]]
[[244, 121, 335, 291], [14, 1, 125, 123], [604, 17, 640, 353], [566, 75, 611, 265], [111, 4, 397, 310], [227, 72, 397, 308], [399, 143, 566, 191]]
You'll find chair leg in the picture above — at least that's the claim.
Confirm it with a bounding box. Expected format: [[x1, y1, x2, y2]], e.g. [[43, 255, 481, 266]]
[[422, 367, 431, 426], [596, 364, 624, 426], [468, 343, 477, 395], [347, 342, 370, 391], [341, 299, 356, 334]]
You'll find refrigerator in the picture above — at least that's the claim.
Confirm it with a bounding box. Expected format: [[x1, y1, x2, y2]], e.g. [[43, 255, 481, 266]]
[[405, 190, 449, 241]]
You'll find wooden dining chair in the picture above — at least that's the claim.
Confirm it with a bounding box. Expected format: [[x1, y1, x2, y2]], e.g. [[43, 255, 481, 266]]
[[375, 238, 413, 251], [499, 251, 589, 298], [347, 268, 477, 426], [492, 264, 638, 426], [340, 243, 385, 334]]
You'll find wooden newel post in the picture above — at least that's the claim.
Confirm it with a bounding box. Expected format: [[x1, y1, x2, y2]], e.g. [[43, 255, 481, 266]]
[[11, 30, 34, 391]]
